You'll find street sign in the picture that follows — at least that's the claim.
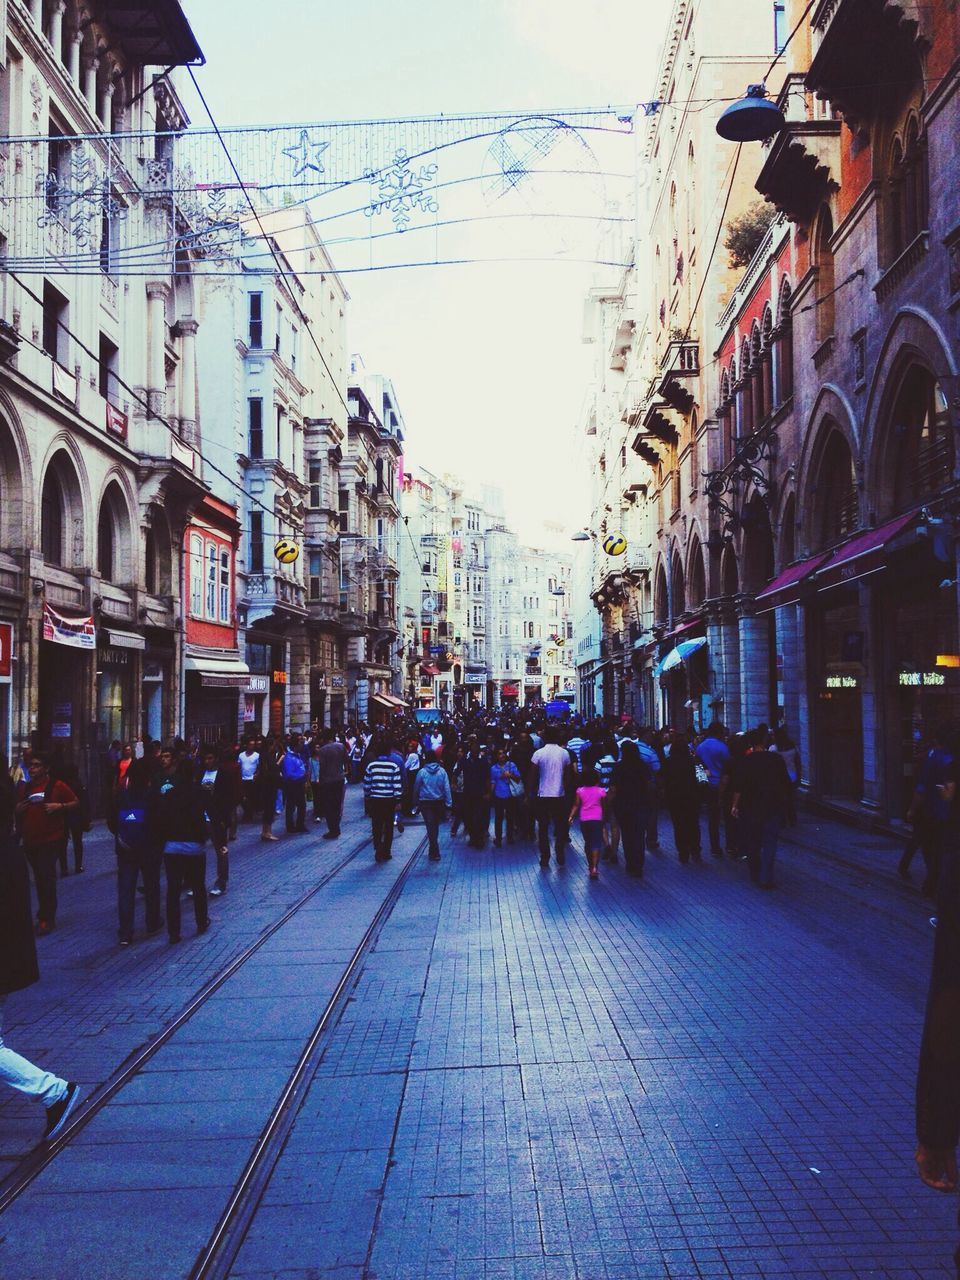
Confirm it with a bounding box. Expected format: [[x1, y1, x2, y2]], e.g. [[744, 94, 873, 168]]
[[422, 595, 437, 613], [429, 644, 445, 655]]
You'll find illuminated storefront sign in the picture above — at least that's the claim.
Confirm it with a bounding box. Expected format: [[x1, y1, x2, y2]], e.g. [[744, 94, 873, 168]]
[[898, 671, 946, 687], [825, 675, 858, 689]]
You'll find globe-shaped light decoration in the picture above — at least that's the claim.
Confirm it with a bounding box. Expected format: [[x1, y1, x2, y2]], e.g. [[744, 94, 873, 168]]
[[716, 84, 786, 142], [274, 538, 300, 565], [602, 534, 628, 557]]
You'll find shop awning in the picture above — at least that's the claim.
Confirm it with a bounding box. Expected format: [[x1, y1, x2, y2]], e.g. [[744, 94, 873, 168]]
[[370, 692, 408, 712], [102, 628, 147, 651], [659, 618, 704, 644], [502, 683, 520, 697], [420, 663, 441, 677], [754, 551, 830, 613], [653, 636, 708, 679], [184, 654, 250, 688], [813, 510, 918, 593]]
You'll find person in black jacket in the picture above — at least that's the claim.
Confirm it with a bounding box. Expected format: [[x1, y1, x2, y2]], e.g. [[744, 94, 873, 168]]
[[149, 755, 210, 943], [0, 765, 80, 1138], [660, 732, 702, 864], [730, 728, 792, 888]]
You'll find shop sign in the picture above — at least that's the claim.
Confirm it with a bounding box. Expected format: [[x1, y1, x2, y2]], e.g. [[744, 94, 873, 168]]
[[98, 647, 130, 666], [272, 670, 288, 685], [464, 673, 485, 684], [825, 675, 858, 689], [244, 675, 269, 694], [899, 671, 947, 687], [105, 403, 129, 442], [42, 603, 95, 650], [0, 621, 12, 677], [51, 722, 72, 738], [330, 671, 345, 689]]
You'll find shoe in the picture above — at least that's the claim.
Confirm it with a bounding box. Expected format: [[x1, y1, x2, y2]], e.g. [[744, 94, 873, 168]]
[[197, 919, 210, 935], [429, 852, 441, 862], [119, 937, 132, 947], [209, 886, 224, 897], [930, 916, 939, 928], [375, 852, 389, 863], [75, 865, 84, 874], [323, 832, 338, 840], [44, 1082, 81, 1141], [396, 821, 405, 834], [35, 920, 54, 937], [261, 833, 279, 842], [589, 868, 599, 880]]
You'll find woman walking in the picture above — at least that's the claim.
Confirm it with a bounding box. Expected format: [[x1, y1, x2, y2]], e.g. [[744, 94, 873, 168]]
[[257, 736, 283, 843], [490, 748, 522, 846]]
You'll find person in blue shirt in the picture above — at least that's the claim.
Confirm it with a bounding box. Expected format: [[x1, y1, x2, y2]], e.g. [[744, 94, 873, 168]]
[[696, 722, 731, 858]]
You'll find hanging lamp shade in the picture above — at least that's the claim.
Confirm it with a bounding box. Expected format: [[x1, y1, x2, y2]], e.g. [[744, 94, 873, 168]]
[[716, 84, 785, 142]]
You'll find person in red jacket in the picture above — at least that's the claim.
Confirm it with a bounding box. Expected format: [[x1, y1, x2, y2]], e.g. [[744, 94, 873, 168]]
[[16, 754, 78, 935]]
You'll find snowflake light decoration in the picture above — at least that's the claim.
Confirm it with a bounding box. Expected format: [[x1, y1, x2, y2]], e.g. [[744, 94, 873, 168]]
[[37, 144, 126, 248], [365, 148, 439, 232]]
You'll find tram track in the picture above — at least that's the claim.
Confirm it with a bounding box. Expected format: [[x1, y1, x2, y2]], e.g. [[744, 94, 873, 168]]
[[0, 827, 425, 1224]]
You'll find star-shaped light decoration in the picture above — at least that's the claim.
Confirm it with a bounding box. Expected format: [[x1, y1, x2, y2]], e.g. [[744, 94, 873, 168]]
[[282, 130, 330, 179]]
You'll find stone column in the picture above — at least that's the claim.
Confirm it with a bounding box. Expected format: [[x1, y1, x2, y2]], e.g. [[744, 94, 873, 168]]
[[29, 0, 42, 28], [176, 318, 199, 447], [859, 581, 882, 810], [145, 282, 169, 419], [48, 1, 65, 59], [68, 30, 82, 84], [776, 602, 801, 736], [288, 625, 311, 731], [83, 56, 99, 114], [718, 605, 742, 731], [739, 604, 772, 730], [98, 79, 114, 132]]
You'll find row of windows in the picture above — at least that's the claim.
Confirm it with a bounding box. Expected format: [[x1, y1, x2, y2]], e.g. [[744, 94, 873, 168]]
[[189, 536, 232, 624]]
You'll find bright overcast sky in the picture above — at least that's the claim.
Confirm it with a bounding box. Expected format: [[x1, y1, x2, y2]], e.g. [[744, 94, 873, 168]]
[[183, 0, 673, 545]]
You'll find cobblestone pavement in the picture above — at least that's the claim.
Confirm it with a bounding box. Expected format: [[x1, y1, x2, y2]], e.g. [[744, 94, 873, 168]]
[[0, 794, 952, 1279]]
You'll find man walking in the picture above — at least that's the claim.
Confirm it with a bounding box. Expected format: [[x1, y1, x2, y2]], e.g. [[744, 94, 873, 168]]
[[696, 722, 731, 858], [315, 729, 347, 839], [364, 741, 403, 862], [730, 729, 791, 889], [281, 737, 308, 834], [16, 754, 78, 935], [414, 751, 452, 861], [529, 728, 573, 868]]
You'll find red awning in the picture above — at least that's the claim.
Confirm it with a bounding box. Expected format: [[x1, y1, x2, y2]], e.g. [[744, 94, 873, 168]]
[[502, 684, 520, 697], [659, 618, 704, 645], [814, 510, 918, 592], [754, 551, 830, 613], [420, 663, 440, 676]]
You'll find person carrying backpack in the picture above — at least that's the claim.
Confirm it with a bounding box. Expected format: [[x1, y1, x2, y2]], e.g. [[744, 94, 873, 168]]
[[281, 738, 308, 834], [108, 758, 162, 945]]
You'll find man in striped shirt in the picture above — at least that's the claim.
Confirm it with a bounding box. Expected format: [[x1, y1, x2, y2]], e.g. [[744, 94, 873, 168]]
[[363, 741, 403, 862]]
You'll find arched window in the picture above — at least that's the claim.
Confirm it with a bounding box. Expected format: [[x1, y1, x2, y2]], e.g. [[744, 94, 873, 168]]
[[760, 306, 774, 417], [718, 370, 733, 466], [890, 366, 953, 513], [688, 539, 706, 607], [97, 501, 115, 581], [738, 337, 753, 436], [814, 207, 835, 342], [654, 565, 669, 626], [750, 323, 764, 427], [41, 468, 64, 566], [670, 555, 686, 616], [813, 429, 859, 549], [887, 117, 928, 265], [776, 279, 794, 402]]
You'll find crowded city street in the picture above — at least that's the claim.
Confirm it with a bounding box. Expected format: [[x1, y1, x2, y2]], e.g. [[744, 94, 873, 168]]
[[0, 781, 952, 1278]]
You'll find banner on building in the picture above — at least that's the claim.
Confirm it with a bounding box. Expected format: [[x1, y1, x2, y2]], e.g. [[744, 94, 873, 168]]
[[42, 603, 95, 650], [105, 403, 129, 443], [0, 621, 12, 676]]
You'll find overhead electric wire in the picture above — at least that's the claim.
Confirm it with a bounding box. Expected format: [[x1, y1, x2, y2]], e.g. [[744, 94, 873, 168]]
[[765, 0, 819, 79]]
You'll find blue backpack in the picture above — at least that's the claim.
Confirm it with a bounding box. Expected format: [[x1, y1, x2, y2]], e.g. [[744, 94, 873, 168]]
[[282, 750, 306, 781]]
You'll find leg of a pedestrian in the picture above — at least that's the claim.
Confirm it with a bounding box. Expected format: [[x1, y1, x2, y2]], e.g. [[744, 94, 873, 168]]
[[28, 844, 59, 928], [117, 860, 137, 943], [164, 855, 183, 941], [536, 800, 550, 864], [423, 802, 442, 859], [381, 802, 396, 857], [72, 823, 84, 873], [142, 850, 163, 933], [190, 854, 209, 931], [760, 820, 780, 887], [742, 819, 761, 883], [0, 995, 68, 1107], [553, 798, 568, 860], [670, 807, 689, 862]]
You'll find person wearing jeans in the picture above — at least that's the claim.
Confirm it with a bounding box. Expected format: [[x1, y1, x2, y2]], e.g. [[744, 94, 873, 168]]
[[529, 730, 573, 868], [109, 758, 163, 945], [0, 786, 80, 1139], [315, 730, 348, 839], [16, 754, 78, 935], [149, 758, 211, 943], [490, 750, 521, 847], [731, 728, 791, 889], [364, 744, 403, 862], [696, 723, 731, 857], [414, 754, 452, 862]]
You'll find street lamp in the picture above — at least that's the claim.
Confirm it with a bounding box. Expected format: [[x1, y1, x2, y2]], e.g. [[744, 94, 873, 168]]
[[716, 84, 785, 142], [570, 529, 593, 542]]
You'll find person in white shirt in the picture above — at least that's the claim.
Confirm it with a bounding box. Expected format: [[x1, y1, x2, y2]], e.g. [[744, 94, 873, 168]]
[[529, 729, 573, 868], [238, 738, 261, 822]]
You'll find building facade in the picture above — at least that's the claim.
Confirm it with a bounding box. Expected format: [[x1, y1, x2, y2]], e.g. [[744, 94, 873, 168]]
[[0, 0, 205, 797]]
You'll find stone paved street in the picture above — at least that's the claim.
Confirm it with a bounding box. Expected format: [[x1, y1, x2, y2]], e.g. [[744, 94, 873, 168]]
[[0, 792, 954, 1278]]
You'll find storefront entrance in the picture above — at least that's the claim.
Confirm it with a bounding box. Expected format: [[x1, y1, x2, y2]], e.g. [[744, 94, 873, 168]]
[[813, 592, 864, 802]]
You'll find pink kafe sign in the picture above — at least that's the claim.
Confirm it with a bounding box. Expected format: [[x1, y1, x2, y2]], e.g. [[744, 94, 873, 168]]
[[42, 603, 96, 650]]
